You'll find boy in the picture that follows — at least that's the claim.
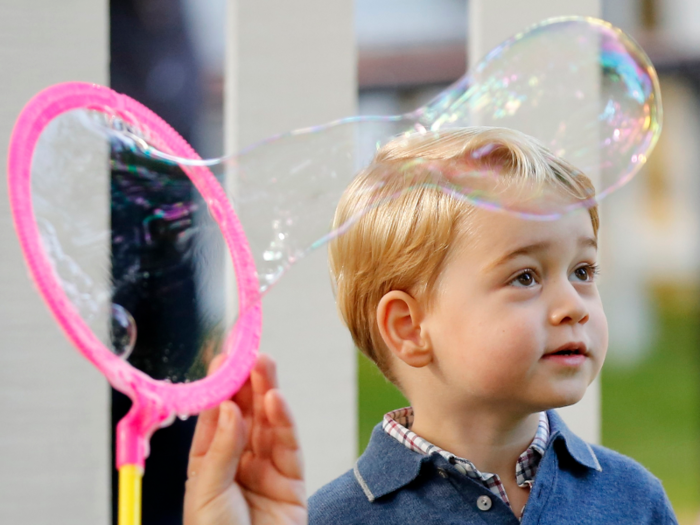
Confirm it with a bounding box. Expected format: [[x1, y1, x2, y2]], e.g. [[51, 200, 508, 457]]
[[184, 127, 677, 525]]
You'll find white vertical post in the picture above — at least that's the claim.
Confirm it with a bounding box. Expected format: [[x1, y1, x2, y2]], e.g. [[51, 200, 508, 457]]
[[0, 2, 110, 524], [469, 0, 603, 444], [661, 0, 700, 53], [225, 0, 357, 493]]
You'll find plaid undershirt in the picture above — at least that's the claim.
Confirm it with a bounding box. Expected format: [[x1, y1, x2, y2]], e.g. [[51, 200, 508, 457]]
[[382, 408, 550, 512]]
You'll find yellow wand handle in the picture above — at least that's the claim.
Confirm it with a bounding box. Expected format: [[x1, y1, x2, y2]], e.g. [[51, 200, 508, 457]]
[[118, 464, 143, 525]]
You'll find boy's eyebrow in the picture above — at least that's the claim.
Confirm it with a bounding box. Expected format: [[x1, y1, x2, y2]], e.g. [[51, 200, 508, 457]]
[[486, 236, 598, 271], [486, 242, 550, 271], [580, 236, 598, 250]]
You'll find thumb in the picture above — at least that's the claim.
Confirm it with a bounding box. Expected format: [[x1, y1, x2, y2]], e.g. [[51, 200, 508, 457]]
[[198, 401, 247, 495]]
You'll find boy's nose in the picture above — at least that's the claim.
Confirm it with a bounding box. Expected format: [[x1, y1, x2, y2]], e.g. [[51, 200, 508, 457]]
[[548, 284, 589, 326]]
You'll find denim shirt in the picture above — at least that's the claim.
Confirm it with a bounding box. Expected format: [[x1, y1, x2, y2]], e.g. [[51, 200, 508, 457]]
[[309, 410, 677, 524]]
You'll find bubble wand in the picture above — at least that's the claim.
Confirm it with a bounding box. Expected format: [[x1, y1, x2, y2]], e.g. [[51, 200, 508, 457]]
[[8, 82, 262, 525]]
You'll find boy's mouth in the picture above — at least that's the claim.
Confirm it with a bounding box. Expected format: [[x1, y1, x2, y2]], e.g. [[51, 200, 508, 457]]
[[543, 342, 588, 358]]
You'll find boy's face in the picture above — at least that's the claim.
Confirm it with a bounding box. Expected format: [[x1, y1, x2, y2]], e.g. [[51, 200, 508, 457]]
[[422, 206, 607, 414]]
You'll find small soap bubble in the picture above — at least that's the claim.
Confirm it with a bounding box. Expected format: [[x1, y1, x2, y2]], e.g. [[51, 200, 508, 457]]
[[263, 250, 282, 262], [110, 304, 136, 359]]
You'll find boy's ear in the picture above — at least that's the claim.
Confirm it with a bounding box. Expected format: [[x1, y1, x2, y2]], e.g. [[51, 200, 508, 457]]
[[376, 291, 432, 368]]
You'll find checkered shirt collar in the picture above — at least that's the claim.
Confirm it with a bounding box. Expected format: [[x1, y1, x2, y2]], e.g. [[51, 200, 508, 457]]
[[382, 408, 550, 508]]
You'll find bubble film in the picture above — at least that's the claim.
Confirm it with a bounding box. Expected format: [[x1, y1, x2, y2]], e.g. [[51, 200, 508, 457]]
[[31, 109, 237, 383], [29, 17, 661, 383], [144, 17, 661, 287]]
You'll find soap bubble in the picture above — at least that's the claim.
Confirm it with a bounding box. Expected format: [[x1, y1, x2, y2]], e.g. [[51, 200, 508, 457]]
[[141, 16, 661, 289], [27, 17, 661, 383], [110, 304, 137, 359], [31, 108, 239, 383]]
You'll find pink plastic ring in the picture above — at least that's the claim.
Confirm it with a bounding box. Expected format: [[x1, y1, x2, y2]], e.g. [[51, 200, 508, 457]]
[[7, 82, 262, 468]]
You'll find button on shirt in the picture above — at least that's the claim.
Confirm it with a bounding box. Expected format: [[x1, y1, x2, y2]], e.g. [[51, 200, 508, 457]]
[[382, 407, 549, 512]]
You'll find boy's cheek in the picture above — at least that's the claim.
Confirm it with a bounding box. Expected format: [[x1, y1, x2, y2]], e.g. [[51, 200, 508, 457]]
[[587, 314, 608, 382], [590, 307, 609, 353]]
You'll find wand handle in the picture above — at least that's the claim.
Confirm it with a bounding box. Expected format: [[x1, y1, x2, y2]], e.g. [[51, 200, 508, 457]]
[[118, 464, 143, 525], [115, 396, 171, 525]]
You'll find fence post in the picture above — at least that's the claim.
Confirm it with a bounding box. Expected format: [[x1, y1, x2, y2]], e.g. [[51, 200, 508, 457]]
[[0, 2, 110, 523], [469, 0, 603, 444], [225, 0, 357, 493]]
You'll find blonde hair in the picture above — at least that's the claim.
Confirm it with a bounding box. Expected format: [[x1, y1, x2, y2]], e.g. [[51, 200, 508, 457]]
[[329, 127, 599, 384]]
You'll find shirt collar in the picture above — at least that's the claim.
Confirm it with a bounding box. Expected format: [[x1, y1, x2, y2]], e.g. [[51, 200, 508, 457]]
[[547, 409, 603, 472], [355, 409, 601, 503], [382, 408, 549, 502], [381, 408, 549, 451]]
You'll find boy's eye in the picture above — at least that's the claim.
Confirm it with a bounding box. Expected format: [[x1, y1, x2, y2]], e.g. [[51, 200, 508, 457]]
[[571, 264, 599, 282], [510, 270, 537, 288]]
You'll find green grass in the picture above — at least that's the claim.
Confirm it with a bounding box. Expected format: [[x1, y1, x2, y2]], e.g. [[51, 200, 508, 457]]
[[358, 352, 407, 453], [357, 300, 700, 519], [602, 302, 700, 519]]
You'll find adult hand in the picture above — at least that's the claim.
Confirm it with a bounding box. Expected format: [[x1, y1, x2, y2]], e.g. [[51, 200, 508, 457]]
[[184, 354, 307, 525]]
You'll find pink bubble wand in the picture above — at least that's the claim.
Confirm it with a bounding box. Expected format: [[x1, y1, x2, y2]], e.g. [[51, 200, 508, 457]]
[[7, 82, 262, 525]]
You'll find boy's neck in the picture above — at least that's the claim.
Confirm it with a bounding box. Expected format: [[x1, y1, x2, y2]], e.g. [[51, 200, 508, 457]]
[[409, 400, 541, 478]]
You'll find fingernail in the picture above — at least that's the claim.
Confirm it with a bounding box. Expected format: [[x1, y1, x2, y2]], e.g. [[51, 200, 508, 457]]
[[219, 404, 232, 427]]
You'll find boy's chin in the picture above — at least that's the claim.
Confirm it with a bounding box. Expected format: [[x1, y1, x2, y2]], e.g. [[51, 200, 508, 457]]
[[542, 387, 589, 411], [527, 382, 590, 413], [537, 370, 602, 410]]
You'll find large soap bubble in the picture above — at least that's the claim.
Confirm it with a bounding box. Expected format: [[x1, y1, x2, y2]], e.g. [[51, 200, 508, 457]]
[[143, 16, 661, 289], [21, 16, 661, 387]]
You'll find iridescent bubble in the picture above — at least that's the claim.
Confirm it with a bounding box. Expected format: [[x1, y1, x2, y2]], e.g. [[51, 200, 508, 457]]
[[110, 304, 137, 359], [28, 16, 661, 385], [136, 17, 660, 291]]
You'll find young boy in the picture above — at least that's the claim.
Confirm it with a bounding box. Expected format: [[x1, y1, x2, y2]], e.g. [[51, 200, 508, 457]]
[[184, 127, 677, 525]]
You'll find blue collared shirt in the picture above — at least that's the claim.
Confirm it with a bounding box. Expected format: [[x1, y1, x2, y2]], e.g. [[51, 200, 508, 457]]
[[309, 410, 678, 524], [382, 407, 549, 512]]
